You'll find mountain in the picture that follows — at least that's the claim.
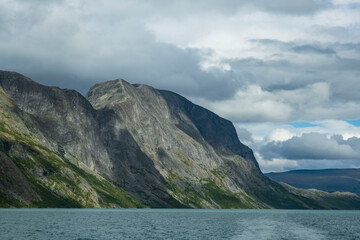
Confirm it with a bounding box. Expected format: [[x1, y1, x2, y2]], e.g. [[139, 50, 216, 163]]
[[1, 70, 360, 209], [266, 169, 360, 196]]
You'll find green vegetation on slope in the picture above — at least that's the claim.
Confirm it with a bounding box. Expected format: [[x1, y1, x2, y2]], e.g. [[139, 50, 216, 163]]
[[165, 167, 267, 209]]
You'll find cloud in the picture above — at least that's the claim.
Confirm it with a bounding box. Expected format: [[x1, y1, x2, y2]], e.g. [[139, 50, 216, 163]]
[[237, 120, 360, 171], [247, 0, 331, 15], [235, 126, 254, 145], [192, 81, 360, 123], [292, 45, 336, 55], [191, 85, 293, 122], [260, 132, 360, 160], [255, 153, 300, 173], [237, 119, 360, 144], [266, 129, 296, 142], [333, 0, 360, 5], [259, 158, 360, 173]]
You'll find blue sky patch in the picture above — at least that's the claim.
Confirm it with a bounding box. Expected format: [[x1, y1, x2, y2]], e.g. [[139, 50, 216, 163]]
[[289, 122, 318, 128], [346, 119, 360, 126]]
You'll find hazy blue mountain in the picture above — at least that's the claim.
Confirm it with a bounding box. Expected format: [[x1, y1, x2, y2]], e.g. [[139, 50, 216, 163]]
[[266, 169, 360, 196]]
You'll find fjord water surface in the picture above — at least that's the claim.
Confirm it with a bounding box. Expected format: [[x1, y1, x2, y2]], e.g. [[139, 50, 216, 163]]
[[1, 209, 359, 240]]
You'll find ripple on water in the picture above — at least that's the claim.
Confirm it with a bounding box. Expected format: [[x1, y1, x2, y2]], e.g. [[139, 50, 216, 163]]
[[0, 209, 359, 240]]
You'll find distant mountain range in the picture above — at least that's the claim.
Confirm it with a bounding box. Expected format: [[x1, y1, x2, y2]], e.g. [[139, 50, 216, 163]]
[[1, 70, 360, 209], [266, 169, 360, 196]]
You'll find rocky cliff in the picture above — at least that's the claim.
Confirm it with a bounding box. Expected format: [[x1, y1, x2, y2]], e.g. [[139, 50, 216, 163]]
[[1, 70, 360, 209]]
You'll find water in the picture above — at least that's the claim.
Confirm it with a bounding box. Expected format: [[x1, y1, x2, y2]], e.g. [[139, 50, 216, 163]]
[[1, 209, 359, 240]]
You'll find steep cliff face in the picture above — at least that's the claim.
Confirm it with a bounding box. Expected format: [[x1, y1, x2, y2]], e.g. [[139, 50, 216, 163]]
[[87, 80, 266, 208], [1, 70, 360, 209]]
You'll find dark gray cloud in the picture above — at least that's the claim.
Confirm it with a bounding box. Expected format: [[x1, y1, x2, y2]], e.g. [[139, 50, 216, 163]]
[[248, 0, 331, 15], [117, 0, 331, 16], [260, 133, 360, 160], [251, 39, 337, 56], [292, 45, 336, 55], [332, 135, 360, 151]]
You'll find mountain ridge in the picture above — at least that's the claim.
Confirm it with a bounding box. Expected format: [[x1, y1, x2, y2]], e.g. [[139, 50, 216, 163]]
[[1, 70, 360, 209], [266, 168, 360, 196]]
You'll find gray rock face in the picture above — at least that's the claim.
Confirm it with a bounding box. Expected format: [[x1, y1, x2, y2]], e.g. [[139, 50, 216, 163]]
[[1, 70, 360, 209]]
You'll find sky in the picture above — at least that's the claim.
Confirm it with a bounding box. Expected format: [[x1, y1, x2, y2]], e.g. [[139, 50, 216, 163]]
[[1, 0, 360, 172]]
